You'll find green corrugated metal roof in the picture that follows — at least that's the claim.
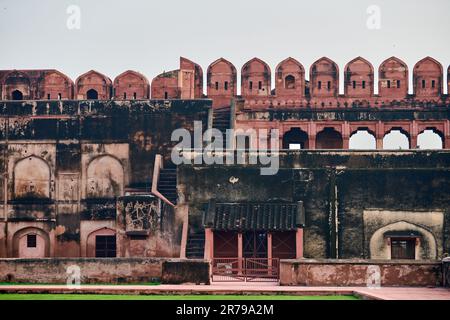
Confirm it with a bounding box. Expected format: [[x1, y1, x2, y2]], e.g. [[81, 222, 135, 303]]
[[203, 201, 305, 231]]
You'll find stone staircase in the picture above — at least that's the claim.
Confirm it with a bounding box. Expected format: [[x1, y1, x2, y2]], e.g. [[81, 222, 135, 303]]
[[213, 106, 231, 135], [185, 231, 205, 259], [157, 168, 177, 204]]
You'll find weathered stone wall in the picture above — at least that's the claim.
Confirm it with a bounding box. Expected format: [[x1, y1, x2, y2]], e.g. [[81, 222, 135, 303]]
[[280, 259, 442, 287], [0, 100, 211, 258], [0, 258, 209, 284], [178, 151, 450, 259]]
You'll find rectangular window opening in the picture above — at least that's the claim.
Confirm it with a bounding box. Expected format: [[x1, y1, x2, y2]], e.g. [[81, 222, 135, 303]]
[[27, 234, 37, 248]]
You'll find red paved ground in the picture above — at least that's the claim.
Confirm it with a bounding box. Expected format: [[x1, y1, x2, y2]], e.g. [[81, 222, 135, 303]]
[[0, 283, 449, 300]]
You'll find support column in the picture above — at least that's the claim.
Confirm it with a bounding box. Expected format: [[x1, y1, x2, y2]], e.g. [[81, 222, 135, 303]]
[[267, 233, 272, 260], [376, 121, 385, 150], [410, 120, 418, 149], [296, 229, 304, 259], [204, 228, 214, 260], [376, 136, 384, 150], [342, 136, 350, 149], [238, 232, 243, 274]]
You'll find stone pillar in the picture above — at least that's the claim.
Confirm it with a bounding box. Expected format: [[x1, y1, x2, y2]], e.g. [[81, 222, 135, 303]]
[[296, 228, 304, 259], [376, 136, 384, 150], [376, 121, 385, 150], [308, 136, 316, 150], [204, 228, 214, 260], [342, 136, 350, 149], [410, 135, 418, 149], [267, 233, 273, 260], [238, 233, 243, 274], [445, 137, 450, 150]]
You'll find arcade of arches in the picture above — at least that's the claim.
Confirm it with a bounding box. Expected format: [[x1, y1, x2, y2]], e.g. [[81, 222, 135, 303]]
[[278, 124, 446, 150]]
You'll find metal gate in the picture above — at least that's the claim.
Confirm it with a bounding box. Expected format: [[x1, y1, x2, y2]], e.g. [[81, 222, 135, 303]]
[[211, 258, 279, 282]]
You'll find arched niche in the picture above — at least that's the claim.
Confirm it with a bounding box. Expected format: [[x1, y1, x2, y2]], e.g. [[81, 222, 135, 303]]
[[369, 221, 437, 260], [86, 155, 124, 198], [14, 156, 51, 199]]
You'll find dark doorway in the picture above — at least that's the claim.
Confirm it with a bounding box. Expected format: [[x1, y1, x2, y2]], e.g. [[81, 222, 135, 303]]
[[316, 128, 343, 149], [243, 231, 267, 258], [391, 238, 415, 260], [283, 128, 308, 149], [272, 231, 296, 259], [95, 235, 116, 257], [11, 90, 23, 100], [214, 231, 238, 258], [86, 89, 99, 100]]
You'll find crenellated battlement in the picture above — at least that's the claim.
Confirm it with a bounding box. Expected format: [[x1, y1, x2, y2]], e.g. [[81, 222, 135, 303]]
[[1, 56, 449, 110]]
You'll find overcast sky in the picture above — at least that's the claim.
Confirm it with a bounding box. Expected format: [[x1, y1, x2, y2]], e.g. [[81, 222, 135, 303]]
[[0, 0, 448, 148], [0, 0, 448, 94]]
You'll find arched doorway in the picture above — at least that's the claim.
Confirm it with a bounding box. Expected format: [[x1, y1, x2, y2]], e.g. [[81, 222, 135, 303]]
[[11, 90, 23, 100], [86, 228, 117, 257], [349, 130, 376, 149], [383, 129, 410, 149], [282, 128, 308, 149], [417, 129, 443, 149], [316, 128, 343, 149], [86, 89, 99, 100]]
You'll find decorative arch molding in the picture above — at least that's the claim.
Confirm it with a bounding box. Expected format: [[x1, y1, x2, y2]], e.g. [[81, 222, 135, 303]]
[[12, 227, 50, 258], [369, 221, 438, 260]]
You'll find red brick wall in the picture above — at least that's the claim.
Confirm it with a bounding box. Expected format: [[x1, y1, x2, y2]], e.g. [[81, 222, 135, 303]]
[[378, 57, 408, 99], [280, 259, 442, 287], [207, 58, 237, 107], [310, 57, 339, 98], [76, 70, 112, 100], [275, 57, 305, 98], [344, 57, 374, 98], [151, 71, 180, 99], [113, 70, 149, 100], [413, 57, 443, 98], [241, 58, 271, 98]]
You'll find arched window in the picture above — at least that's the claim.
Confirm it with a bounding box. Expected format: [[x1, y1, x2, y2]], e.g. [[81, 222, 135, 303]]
[[316, 128, 343, 149], [86, 89, 99, 100], [11, 90, 23, 100], [383, 129, 410, 149], [417, 130, 443, 149], [282, 128, 308, 149], [285, 75, 295, 89], [349, 130, 376, 150]]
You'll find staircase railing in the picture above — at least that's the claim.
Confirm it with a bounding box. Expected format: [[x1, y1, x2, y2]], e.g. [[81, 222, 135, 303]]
[[151, 154, 175, 207]]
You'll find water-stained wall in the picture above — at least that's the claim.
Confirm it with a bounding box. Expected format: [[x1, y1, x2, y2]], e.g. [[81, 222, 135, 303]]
[[0, 99, 211, 258]]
